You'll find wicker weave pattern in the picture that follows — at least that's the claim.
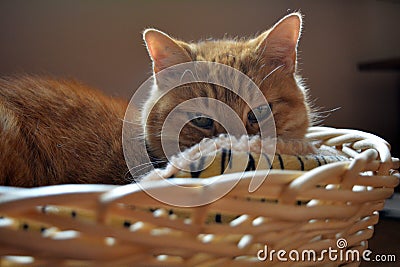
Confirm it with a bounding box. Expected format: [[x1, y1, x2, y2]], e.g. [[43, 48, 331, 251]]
[[0, 127, 398, 266]]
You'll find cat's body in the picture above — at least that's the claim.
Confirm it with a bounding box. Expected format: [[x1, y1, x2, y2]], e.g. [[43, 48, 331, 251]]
[[0, 12, 313, 187], [0, 76, 131, 186]]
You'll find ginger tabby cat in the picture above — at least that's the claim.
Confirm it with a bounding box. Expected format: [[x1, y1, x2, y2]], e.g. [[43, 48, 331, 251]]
[[0, 12, 312, 187]]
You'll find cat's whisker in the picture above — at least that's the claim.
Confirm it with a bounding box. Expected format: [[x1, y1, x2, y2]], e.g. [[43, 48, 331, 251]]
[[120, 118, 141, 125], [310, 107, 341, 126], [259, 63, 266, 71], [258, 40, 268, 58], [127, 135, 146, 141], [194, 62, 201, 81], [259, 64, 285, 87], [125, 163, 152, 180], [315, 107, 341, 114], [140, 131, 178, 139], [125, 160, 167, 181]]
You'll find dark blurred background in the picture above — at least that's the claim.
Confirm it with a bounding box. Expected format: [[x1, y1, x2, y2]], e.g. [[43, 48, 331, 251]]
[[0, 0, 399, 155]]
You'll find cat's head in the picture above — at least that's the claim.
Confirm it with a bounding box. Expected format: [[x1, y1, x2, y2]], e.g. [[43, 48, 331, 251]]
[[142, 12, 311, 161]]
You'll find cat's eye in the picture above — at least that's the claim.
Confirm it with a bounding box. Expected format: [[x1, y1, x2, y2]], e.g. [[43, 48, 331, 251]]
[[188, 113, 214, 129], [247, 104, 272, 124]]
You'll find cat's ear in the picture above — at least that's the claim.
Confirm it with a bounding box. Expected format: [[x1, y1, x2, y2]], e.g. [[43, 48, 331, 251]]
[[143, 29, 192, 73], [252, 12, 302, 72]]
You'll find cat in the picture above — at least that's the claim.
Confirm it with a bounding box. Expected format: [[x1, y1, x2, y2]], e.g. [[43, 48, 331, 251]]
[[0, 12, 312, 187], [142, 12, 312, 163]]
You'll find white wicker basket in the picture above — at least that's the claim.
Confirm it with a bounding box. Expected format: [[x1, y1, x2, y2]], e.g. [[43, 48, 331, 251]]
[[0, 127, 398, 266]]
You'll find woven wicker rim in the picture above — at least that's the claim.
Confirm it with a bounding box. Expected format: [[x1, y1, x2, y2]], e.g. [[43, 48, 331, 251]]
[[0, 126, 398, 267]]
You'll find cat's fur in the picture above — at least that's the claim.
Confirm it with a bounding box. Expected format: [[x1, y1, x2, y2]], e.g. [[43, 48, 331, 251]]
[[0, 12, 312, 187], [0, 76, 131, 186], [143, 12, 311, 161]]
